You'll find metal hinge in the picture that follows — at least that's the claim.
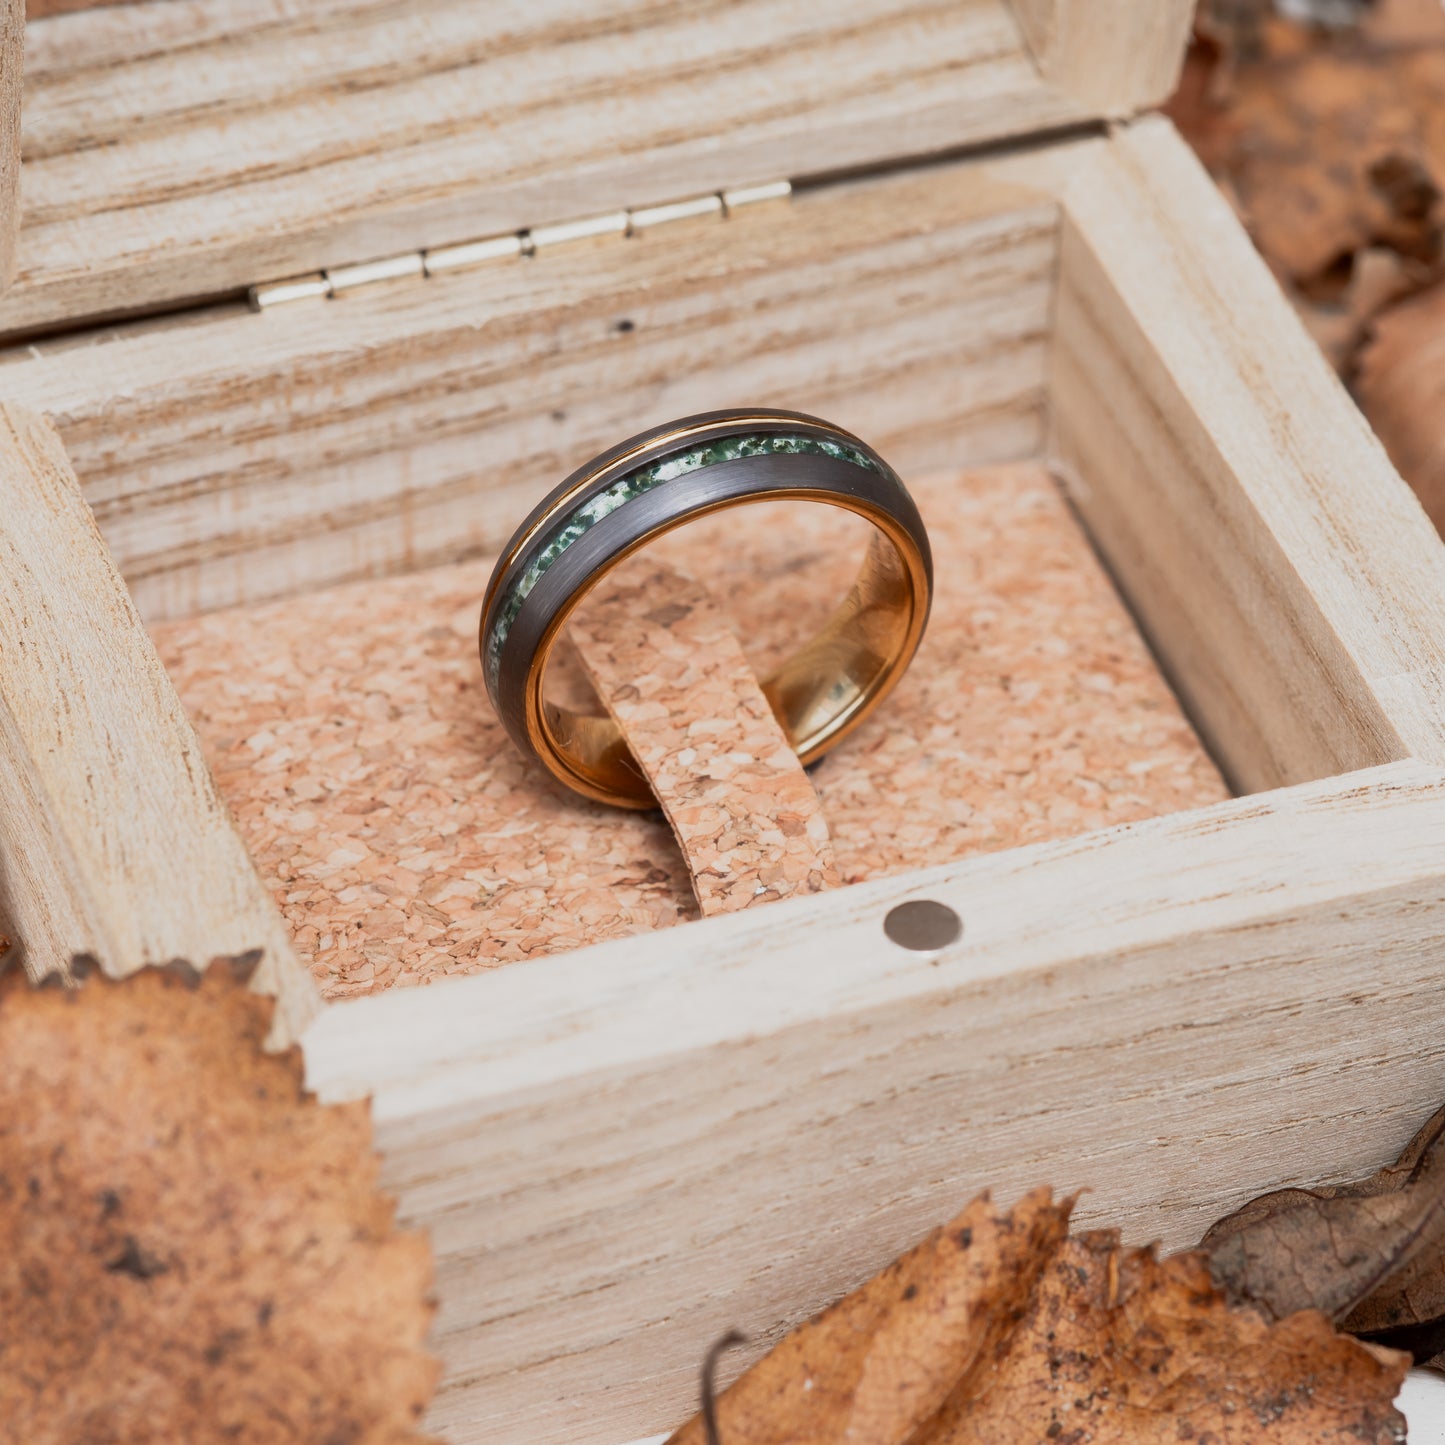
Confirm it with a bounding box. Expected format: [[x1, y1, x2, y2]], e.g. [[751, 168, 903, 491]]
[[249, 180, 792, 311]]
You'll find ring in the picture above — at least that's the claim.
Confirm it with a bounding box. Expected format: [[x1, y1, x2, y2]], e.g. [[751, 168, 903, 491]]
[[480, 408, 933, 808]]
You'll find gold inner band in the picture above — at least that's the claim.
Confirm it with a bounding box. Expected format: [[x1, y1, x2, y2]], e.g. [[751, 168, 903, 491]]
[[525, 491, 930, 809]]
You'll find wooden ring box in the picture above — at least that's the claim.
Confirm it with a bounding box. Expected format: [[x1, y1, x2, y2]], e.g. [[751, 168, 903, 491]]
[[5, 4, 1445, 1442]]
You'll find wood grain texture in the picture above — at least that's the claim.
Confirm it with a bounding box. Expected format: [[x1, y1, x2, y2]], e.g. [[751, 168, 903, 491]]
[[303, 760, 1445, 1444], [0, 160, 1057, 621], [1043, 118, 1445, 793], [25, 0, 137, 15], [0, 0, 19, 290], [1010, 0, 1192, 116], [9, 0, 1094, 336], [570, 558, 841, 914], [0, 403, 317, 1045]]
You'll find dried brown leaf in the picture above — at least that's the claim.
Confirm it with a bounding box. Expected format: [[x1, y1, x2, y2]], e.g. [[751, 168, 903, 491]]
[[1197, 43, 1445, 285], [918, 1235, 1405, 1444], [1325, 1106, 1445, 1369], [667, 1188, 1073, 1445], [1204, 1102, 1445, 1371], [1166, 3, 1445, 375], [0, 960, 439, 1444], [1359, 0, 1445, 47], [1202, 1186, 1442, 1322], [667, 1190, 1406, 1444]]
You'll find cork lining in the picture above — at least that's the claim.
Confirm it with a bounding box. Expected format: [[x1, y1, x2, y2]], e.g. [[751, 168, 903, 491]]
[[150, 464, 1230, 1001]]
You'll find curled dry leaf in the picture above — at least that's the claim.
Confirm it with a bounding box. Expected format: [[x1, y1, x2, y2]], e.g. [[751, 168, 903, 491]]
[[668, 1189, 1407, 1444], [0, 959, 439, 1444], [1204, 1101, 1445, 1370], [1344, 1114, 1445, 1366], [1170, 11, 1445, 286]]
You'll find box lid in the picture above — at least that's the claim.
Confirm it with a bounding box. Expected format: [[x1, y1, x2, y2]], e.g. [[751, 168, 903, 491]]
[[9, 0, 1192, 339]]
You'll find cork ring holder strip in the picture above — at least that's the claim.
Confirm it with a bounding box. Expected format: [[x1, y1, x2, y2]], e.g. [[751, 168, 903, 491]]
[[569, 557, 843, 917]]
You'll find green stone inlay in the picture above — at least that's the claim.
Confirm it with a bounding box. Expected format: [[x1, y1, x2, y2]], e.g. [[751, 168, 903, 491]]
[[486, 432, 881, 688]]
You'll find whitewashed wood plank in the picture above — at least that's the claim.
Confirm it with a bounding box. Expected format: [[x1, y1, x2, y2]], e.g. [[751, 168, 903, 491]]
[[0, 162, 1057, 619], [1011, 0, 1192, 116], [25, 0, 396, 83], [0, 0, 18, 290], [1042, 118, 1445, 791], [9, 0, 1088, 334], [0, 402, 318, 1044]]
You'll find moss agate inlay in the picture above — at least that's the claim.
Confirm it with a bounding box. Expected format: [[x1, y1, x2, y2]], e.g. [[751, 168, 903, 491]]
[[485, 432, 881, 688]]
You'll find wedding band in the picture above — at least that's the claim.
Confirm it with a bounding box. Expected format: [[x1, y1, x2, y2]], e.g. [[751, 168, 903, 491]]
[[480, 408, 933, 808]]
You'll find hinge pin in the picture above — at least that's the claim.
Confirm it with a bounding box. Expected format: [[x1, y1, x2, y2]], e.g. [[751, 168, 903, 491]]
[[327, 252, 425, 293], [630, 193, 724, 230], [250, 273, 330, 309], [425, 232, 527, 275], [722, 180, 793, 212], [249, 180, 791, 311], [530, 210, 630, 251]]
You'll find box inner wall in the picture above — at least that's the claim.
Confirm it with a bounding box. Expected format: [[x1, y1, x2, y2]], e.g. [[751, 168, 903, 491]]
[[149, 461, 1228, 1000], [0, 162, 1061, 626]]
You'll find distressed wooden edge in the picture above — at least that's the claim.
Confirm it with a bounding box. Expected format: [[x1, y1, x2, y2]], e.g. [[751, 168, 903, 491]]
[[1009, 0, 1193, 116], [303, 759, 1445, 1443], [0, 401, 319, 1045], [0, 0, 19, 289], [1008, 117, 1445, 792], [26, 0, 143, 15]]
